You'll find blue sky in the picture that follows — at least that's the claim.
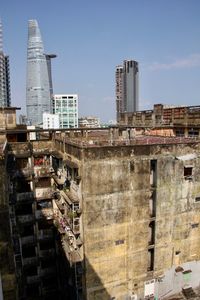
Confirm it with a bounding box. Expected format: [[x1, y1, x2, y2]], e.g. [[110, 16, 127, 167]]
[[1, 0, 200, 122]]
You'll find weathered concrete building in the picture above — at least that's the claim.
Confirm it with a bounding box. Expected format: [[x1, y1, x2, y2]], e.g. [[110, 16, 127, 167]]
[[1, 107, 200, 299], [119, 103, 200, 138]]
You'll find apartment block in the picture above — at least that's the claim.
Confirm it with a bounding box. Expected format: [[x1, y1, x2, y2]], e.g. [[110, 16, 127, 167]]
[[52, 94, 78, 128], [1, 108, 200, 299], [119, 103, 200, 133]]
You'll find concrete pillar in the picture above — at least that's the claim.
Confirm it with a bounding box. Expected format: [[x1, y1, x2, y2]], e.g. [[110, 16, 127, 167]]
[[27, 132, 30, 142], [109, 128, 113, 145], [113, 128, 119, 140], [184, 128, 188, 137], [130, 128, 135, 139], [69, 130, 74, 138]]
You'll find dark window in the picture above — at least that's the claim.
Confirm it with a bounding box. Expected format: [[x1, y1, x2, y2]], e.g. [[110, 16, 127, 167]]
[[115, 239, 124, 245], [184, 167, 193, 179], [130, 161, 135, 173], [188, 129, 199, 137], [195, 197, 200, 202], [191, 223, 199, 228], [175, 129, 184, 137], [147, 248, 154, 271]]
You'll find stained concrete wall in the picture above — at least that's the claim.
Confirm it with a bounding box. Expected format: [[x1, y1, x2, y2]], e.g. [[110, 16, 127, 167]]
[[4, 134, 200, 300], [76, 143, 200, 299], [0, 155, 16, 299]]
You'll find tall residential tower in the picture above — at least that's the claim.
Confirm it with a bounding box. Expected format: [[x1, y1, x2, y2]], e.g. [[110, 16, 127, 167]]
[[0, 19, 11, 107], [26, 20, 56, 125], [116, 59, 139, 122]]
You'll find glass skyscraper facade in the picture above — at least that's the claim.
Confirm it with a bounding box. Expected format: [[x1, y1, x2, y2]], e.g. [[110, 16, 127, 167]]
[[26, 20, 55, 125], [0, 20, 11, 107]]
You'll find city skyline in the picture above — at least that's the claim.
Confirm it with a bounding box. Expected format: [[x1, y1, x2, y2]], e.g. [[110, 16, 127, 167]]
[[1, 0, 200, 122]]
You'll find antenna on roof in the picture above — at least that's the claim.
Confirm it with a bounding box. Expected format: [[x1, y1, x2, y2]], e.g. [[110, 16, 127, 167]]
[[0, 18, 3, 52]]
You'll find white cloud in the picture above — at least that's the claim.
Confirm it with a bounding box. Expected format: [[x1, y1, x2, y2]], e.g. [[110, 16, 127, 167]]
[[149, 53, 200, 71]]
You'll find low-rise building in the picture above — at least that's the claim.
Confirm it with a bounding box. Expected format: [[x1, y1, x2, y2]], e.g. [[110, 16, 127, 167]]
[[43, 112, 59, 129], [78, 116, 100, 128]]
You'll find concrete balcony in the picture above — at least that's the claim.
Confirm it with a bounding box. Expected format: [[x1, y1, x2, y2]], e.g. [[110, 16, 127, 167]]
[[39, 267, 56, 277], [61, 237, 82, 264], [73, 220, 80, 234], [41, 286, 58, 296], [39, 249, 55, 258], [54, 216, 71, 234], [52, 174, 66, 186], [17, 214, 34, 224], [38, 229, 54, 241], [63, 183, 81, 204], [35, 208, 54, 220], [21, 235, 36, 245], [26, 275, 40, 284], [57, 212, 80, 235], [54, 199, 65, 214], [16, 192, 34, 203], [14, 167, 34, 178], [22, 257, 38, 267], [8, 142, 31, 157], [35, 187, 54, 201], [34, 166, 54, 178]]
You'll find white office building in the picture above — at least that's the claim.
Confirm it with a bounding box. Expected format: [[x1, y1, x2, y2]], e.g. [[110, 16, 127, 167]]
[[43, 112, 59, 129], [52, 94, 78, 128]]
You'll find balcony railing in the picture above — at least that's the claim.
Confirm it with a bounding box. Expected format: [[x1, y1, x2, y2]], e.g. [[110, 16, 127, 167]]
[[26, 275, 40, 284], [41, 286, 58, 296], [8, 142, 31, 156], [35, 188, 54, 200], [39, 267, 56, 277], [35, 208, 54, 220], [34, 166, 54, 178], [11, 167, 34, 178], [73, 223, 80, 234], [61, 237, 82, 263], [52, 174, 66, 186], [16, 192, 34, 202], [17, 214, 34, 223], [23, 257, 38, 266], [54, 199, 65, 213], [38, 229, 54, 240], [21, 236, 35, 245], [39, 249, 55, 258]]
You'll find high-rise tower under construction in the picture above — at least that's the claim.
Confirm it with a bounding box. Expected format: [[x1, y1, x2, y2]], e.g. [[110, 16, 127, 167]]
[[0, 19, 11, 107]]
